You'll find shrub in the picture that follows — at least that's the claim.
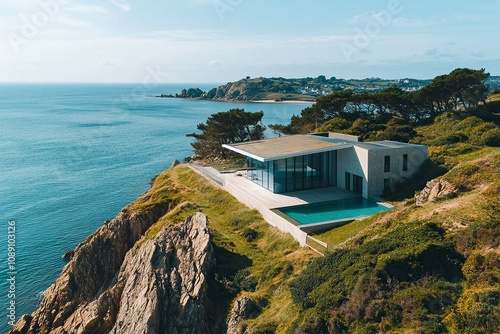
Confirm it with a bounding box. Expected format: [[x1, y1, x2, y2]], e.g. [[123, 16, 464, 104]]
[[234, 268, 258, 292], [444, 287, 500, 333], [289, 222, 464, 329], [378, 124, 417, 142], [242, 228, 259, 242], [294, 317, 328, 334], [462, 251, 500, 286], [480, 128, 500, 146], [469, 123, 498, 145], [252, 323, 277, 334]]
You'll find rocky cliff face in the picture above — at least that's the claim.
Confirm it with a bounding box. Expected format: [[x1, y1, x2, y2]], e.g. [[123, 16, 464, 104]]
[[10, 209, 218, 334], [175, 81, 252, 101], [415, 178, 459, 205]]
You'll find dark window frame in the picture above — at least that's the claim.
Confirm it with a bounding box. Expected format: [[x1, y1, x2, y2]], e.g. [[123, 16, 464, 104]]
[[384, 155, 391, 173]]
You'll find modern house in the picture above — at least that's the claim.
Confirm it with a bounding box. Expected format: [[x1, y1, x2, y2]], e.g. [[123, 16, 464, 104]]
[[222, 133, 428, 199]]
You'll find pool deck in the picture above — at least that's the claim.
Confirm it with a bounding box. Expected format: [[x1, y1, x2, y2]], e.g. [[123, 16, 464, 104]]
[[219, 170, 360, 210], [190, 164, 366, 250]]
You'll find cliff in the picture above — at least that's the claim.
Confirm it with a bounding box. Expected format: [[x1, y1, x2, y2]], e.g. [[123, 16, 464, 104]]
[[8, 164, 319, 334], [10, 208, 218, 334], [172, 77, 317, 102]]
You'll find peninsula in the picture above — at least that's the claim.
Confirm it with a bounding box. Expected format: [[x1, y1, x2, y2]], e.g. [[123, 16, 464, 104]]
[[158, 75, 500, 102]]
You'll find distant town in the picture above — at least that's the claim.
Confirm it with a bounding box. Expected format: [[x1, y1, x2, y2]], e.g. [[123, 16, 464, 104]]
[[163, 75, 500, 102]]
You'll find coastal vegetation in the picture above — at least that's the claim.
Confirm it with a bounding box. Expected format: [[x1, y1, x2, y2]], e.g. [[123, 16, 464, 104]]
[[176, 67, 500, 332], [129, 164, 320, 332], [130, 143, 500, 333], [186, 108, 266, 160], [164, 73, 500, 102], [269, 68, 498, 141], [16, 69, 499, 333]]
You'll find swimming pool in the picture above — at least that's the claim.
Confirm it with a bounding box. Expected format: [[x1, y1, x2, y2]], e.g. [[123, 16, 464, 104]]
[[275, 197, 391, 226]]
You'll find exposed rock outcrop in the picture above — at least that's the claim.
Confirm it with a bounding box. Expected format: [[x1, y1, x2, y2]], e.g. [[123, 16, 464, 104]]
[[175, 82, 251, 101], [110, 212, 215, 334], [226, 296, 262, 334], [9, 208, 218, 334], [415, 178, 459, 205]]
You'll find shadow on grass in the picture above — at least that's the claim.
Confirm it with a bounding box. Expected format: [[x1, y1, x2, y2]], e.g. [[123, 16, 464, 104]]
[[208, 245, 253, 332]]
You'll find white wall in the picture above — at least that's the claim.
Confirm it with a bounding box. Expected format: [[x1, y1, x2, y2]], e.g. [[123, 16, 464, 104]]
[[336, 147, 369, 198]]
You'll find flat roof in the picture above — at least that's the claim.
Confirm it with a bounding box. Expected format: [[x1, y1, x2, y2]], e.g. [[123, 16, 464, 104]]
[[355, 140, 427, 150], [223, 135, 351, 162]]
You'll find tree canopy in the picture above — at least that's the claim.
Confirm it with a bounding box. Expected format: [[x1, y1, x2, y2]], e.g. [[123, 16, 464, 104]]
[[270, 68, 492, 142], [187, 108, 266, 159]]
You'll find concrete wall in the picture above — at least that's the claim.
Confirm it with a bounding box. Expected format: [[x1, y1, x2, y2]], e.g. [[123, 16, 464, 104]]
[[327, 132, 361, 142], [337, 147, 369, 198], [335, 144, 427, 199], [223, 178, 308, 246], [367, 145, 428, 197]]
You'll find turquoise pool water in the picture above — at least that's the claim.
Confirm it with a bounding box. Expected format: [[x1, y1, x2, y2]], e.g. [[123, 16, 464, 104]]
[[277, 198, 391, 225]]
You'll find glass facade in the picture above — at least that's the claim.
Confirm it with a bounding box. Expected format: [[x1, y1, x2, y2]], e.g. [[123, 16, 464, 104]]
[[246, 151, 337, 193]]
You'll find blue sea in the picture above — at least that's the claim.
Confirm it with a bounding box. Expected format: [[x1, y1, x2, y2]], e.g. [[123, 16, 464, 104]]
[[0, 83, 310, 332]]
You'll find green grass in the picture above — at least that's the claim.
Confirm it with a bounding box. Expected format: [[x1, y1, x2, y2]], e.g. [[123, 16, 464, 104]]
[[129, 164, 318, 333], [258, 92, 315, 101], [312, 216, 380, 249], [129, 114, 500, 332]]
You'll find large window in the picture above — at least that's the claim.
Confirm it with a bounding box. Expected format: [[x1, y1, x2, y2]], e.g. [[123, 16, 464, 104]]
[[403, 154, 408, 171], [248, 152, 336, 193]]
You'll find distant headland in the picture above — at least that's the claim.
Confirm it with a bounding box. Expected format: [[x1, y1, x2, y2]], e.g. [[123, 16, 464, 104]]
[[158, 75, 500, 102]]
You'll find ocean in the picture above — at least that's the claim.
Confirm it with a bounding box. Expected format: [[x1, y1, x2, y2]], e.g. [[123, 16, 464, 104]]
[[0, 83, 310, 332]]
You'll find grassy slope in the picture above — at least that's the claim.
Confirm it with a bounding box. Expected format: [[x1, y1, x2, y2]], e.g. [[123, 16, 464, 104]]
[[124, 113, 499, 333], [298, 116, 500, 332], [126, 165, 319, 333]]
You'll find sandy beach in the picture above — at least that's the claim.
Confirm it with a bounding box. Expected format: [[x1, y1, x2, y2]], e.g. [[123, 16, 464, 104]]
[[251, 99, 314, 104]]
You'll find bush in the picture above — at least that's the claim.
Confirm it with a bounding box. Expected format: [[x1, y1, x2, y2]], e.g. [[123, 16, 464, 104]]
[[294, 317, 328, 334], [289, 222, 464, 329], [469, 123, 498, 145], [378, 124, 416, 142], [252, 323, 277, 334], [242, 228, 259, 242], [481, 128, 500, 146], [234, 268, 258, 292], [462, 251, 500, 286], [444, 287, 500, 333]]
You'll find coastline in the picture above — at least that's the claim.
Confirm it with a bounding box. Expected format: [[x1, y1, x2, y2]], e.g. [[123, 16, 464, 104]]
[[157, 95, 315, 104], [251, 99, 314, 104]]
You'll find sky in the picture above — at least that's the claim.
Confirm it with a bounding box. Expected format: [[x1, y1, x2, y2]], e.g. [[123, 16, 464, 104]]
[[0, 0, 499, 83]]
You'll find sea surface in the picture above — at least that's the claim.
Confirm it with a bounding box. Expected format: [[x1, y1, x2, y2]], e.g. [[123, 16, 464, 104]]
[[0, 83, 310, 332]]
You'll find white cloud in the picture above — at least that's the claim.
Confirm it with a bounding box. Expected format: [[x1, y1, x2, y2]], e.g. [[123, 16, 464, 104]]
[[65, 4, 109, 14], [51, 15, 92, 28], [147, 29, 225, 41], [108, 0, 130, 12], [351, 12, 371, 24], [100, 61, 117, 67], [186, 0, 219, 7], [208, 60, 221, 67], [0, 0, 40, 10]]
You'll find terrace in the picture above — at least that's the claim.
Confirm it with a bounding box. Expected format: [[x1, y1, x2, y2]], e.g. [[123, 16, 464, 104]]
[[190, 163, 391, 253]]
